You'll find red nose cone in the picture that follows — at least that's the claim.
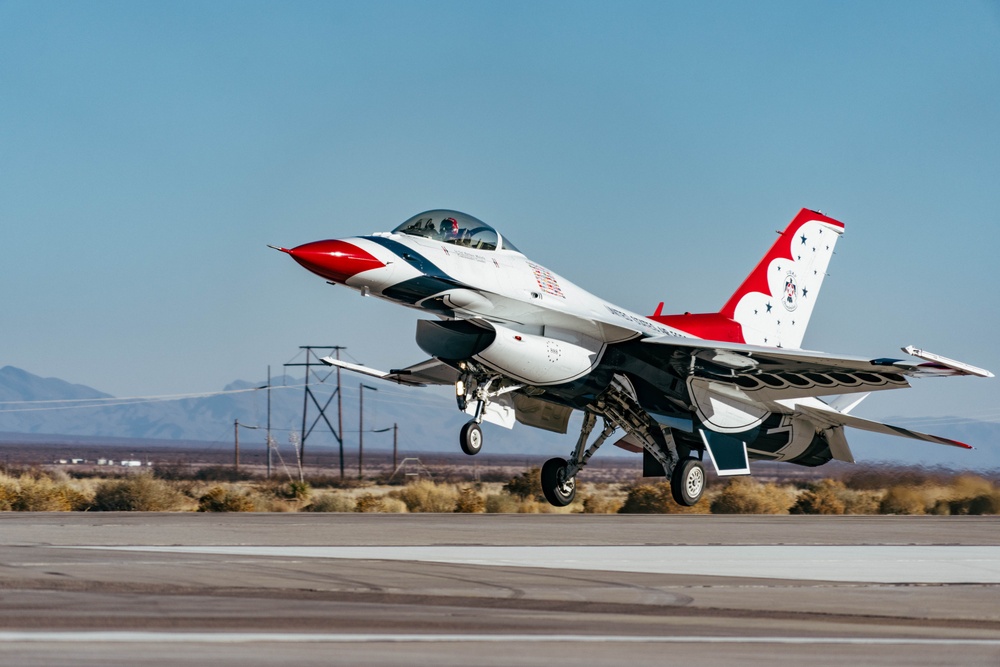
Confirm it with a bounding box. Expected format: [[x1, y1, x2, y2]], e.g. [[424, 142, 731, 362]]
[[287, 240, 385, 284]]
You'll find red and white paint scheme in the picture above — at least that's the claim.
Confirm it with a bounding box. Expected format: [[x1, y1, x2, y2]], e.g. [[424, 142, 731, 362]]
[[274, 208, 992, 507]]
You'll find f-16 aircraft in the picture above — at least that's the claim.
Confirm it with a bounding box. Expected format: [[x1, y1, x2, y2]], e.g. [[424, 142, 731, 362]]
[[273, 208, 992, 507]]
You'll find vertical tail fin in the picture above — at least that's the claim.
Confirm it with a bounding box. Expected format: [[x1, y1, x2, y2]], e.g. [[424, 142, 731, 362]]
[[720, 208, 844, 349], [650, 209, 844, 349]]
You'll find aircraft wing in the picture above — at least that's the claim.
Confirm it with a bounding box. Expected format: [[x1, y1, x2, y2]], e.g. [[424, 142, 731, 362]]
[[320, 357, 458, 387], [642, 336, 993, 379]]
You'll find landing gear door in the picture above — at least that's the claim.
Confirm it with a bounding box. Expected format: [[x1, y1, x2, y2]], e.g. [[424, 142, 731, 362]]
[[700, 429, 751, 476], [465, 393, 516, 429]]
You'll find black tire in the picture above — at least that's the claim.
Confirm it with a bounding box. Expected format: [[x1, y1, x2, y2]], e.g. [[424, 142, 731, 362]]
[[541, 457, 576, 506], [459, 421, 483, 456], [671, 458, 706, 506]]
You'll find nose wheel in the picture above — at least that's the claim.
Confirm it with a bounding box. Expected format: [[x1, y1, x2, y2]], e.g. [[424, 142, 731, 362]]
[[541, 457, 577, 506], [459, 421, 483, 456]]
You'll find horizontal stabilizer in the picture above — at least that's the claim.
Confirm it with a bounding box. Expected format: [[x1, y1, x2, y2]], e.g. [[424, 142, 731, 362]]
[[794, 403, 972, 450], [902, 346, 994, 378], [320, 357, 458, 387]]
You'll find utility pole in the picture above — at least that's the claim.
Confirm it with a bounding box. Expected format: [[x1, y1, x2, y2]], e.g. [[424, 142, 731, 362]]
[[285, 346, 346, 476], [266, 365, 272, 480], [234, 419, 240, 475], [359, 383, 377, 479], [374, 424, 398, 473], [334, 347, 345, 479]]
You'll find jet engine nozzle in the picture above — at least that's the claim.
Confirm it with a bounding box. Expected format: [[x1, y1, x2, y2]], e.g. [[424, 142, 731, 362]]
[[286, 240, 385, 284]]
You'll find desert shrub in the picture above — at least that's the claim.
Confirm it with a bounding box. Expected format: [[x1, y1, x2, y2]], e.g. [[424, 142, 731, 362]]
[[582, 489, 623, 514], [278, 481, 312, 501], [389, 480, 458, 512], [21, 477, 89, 512], [0, 484, 15, 510], [91, 474, 185, 511], [878, 485, 930, 515], [791, 479, 847, 515], [931, 476, 1000, 515], [197, 486, 257, 512], [484, 493, 520, 513], [618, 484, 673, 514], [303, 493, 356, 512], [7, 474, 89, 511], [710, 478, 794, 514], [965, 494, 1000, 515], [842, 489, 882, 515], [354, 493, 407, 513], [454, 487, 485, 513], [503, 467, 543, 501], [615, 483, 708, 514]]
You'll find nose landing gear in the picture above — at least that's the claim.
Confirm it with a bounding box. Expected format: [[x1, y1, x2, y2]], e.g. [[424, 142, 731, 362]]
[[459, 421, 483, 456]]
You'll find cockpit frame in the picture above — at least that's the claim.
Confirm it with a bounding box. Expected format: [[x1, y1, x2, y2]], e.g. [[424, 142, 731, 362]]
[[393, 209, 520, 253]]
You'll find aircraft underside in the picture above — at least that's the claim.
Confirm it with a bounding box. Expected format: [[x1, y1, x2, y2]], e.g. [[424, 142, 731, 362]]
[[422, 322, 843, 507]]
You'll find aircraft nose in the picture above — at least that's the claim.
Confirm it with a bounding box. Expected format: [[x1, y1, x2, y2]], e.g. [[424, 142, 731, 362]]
[[284, 240, 386, 284]]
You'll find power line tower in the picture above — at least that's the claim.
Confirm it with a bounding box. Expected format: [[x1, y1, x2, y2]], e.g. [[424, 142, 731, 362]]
[[284, 345, 346, 478]]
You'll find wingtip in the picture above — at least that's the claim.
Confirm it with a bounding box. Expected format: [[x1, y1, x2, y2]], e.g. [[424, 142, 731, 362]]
[[267, 244, 291, 254]]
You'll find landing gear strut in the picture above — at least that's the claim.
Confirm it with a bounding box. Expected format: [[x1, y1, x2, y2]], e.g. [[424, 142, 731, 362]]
[[540, 412, 616, 507]]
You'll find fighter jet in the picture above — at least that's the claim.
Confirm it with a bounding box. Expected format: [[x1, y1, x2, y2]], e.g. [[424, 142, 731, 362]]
[[274, 208, 992, 507]]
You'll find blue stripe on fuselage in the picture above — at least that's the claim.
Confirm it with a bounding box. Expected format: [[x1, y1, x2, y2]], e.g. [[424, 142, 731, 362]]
[[362, 236, 466, 304]]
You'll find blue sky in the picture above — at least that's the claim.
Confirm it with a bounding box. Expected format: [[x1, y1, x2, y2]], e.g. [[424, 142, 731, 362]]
[[3, 1, 999, 434]]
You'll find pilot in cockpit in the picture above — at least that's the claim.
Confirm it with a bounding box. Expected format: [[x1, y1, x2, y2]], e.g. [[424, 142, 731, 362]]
[[442, 217, 460, 240]]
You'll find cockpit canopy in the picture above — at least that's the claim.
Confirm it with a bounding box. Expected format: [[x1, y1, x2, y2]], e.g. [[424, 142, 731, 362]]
[[392, 210, 520, 252]]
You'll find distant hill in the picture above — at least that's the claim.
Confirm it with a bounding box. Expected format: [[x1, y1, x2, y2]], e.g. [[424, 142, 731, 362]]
[[0, 365, 559, 456], [0, 365, 995, 470]]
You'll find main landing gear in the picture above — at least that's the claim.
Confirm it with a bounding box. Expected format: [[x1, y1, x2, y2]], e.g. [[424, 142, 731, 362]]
[[540, 412, 616, 507], [670, 457, 706, 506], [538, 374, 706, 508]]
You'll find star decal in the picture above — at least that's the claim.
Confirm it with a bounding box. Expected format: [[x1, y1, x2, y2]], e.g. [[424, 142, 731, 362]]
[[765, 302, 772, 313], [800, 234, 807, 245], [802, 287, 808, 298], [754, 309, 758, 315]]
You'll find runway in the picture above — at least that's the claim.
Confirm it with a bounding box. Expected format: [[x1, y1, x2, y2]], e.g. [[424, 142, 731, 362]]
[[0, 514, 998, 666]]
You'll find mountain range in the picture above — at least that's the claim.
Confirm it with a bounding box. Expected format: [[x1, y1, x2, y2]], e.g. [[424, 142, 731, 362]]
[[0, 365, 996, 470]]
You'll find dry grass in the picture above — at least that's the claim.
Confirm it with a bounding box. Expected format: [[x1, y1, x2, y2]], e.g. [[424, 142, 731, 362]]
[[1, 467, 996, 515], [91, 474, 187, 511], [791, 479, 882, 515], [389, 480, 459, 512], [710, 478, 796, 514]]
